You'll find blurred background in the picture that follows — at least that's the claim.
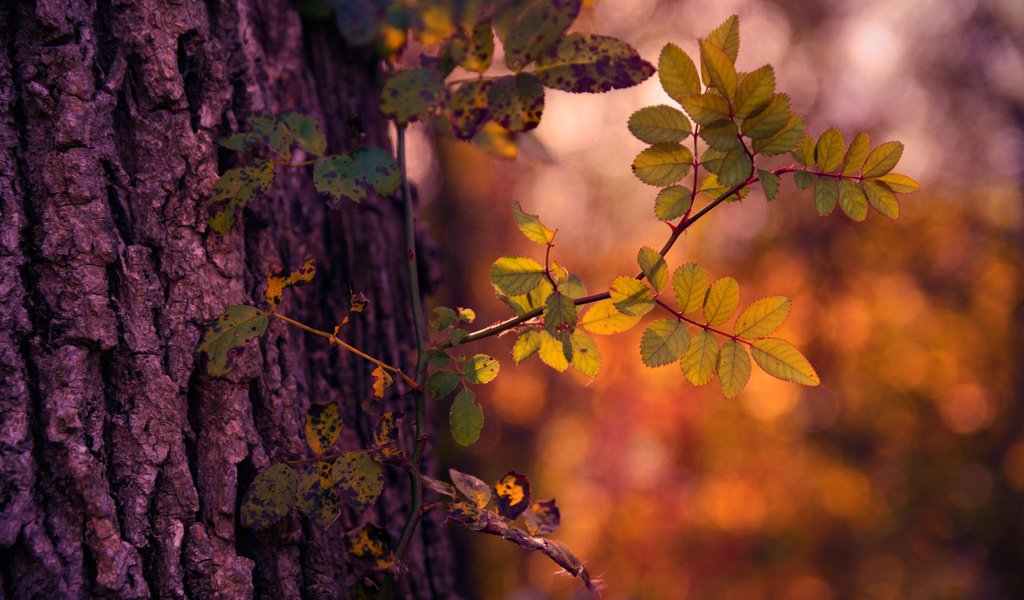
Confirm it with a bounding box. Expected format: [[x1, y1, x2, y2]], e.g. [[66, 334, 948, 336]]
[[409, 0, 1024, 597]]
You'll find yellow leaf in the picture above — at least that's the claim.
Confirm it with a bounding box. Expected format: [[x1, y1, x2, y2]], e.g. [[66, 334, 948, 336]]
[[265, 257, 316, 309], [875, 172, 920, 193], [609, 276, 655, 316], [538, 330, 569, 372], [371, 365, 393, 398], [717, 339, 751, 398], [682, 329, 719, 386], [570, 330, 601, 377], [580, 299, 641, 335], [735, 296, 790, 338], [750, 338, 820, 385], [703, 277, 740, 326], [672, 263, 709, 315]]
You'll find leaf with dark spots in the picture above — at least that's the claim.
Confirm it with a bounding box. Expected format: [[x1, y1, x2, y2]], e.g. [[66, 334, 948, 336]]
[[296, 465, 341, 528], [265, 257, 316, 309], [523, 499, 560, 536], [332, 451, 383, 510], [372, 410, 404, 462], [534, 34, 654, 93], [450, 80, 491, 140], [304, 402, 340, 455], [494, 471, 530, 520], [198, 305, 268, 377], [449, 20, 494, 73], [346, 523, 395, 570], [240, 463, 296, 530], [249, 115, 293, 161], [279, 111, 327, 156], [421, 475, 456, 498], [487, 74, 544, 132], [207, 162, 275, 233], [379, 67, 447, 125], [503, 0, 581, 71]]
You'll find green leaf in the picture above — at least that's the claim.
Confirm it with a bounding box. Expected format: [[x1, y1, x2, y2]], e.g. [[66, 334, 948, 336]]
[[305, 403, 341, 455], [332, 451, 383, 510], [717, 339, 751, 398], [450, 80, 491, 140], [265, 257, 316, 309], [734, 65, 775, 118], [580, 299, 641, 335], [425, 349, 453, 367], [655, 185, 692, 221], [863, 179, 900, 219], [199, 305, 268, 377], [430, 306, 457, 330], [735, 296, 790, 338], [250, 115, 293, 161], [462, 354, 500, 384], [739, 94, 791, 139], [379, 67, 447, 125], [632, 144, 693, 187], [815, 127, 846, 173], [813, 176, 838, 216], [559, 272, 587, 299], [352, 147, 401, 196], [699, 120, 741, 151], [704, 277, 740, 326], [680, 93, 731, 126], [450, 468, 492, 507], [494, 471, 531, 520], [487, 74, 545, 132], [628, 105, 691, 144], [701, 147, 726, 174], [569, 329, 601, 377], [427, 369, 459, 399], [792, 134, 816, 166], [503, 0, 581, 70], [208, 163, 275, 233], [682, 329, 719, 386], [717, 145, 752, 187], [543, 291, 577, 340], [640, 319, 690, 367], [280, 111, 327, 156], [313, 155, 365, 205], [523, 499, 560, 536], [751, 114, 805, 156], [512, 201, 555, 244], [513, 330, 542, 363], [672, 263, 709, 315], [503, 277, 554, 316], [637, 247, 669, 293], [490, 256, 546, 296], [838, 178, 868, 222], [698, 172, 747, 201], [862, 140, 904, 177], [751, 338, 820, 385], [450, 388, 485, 447], [699, 39, 737, 100], [658, 43, 701, 103], [333, 0, 387, 45], [296, 464, 341, 527], [705, 15, 740, 62], [875, 172, 920, 193], [841, 131, 871, 176], [240, 463, 296, 530], [609, 276, 655, 316], [538, 330, 570, 372], [450, 20, 494, 72], [758, 169, 779, 200], [533, 33, 654, 93], [218, 132, 260, 152], [794, 170, 814, 190]]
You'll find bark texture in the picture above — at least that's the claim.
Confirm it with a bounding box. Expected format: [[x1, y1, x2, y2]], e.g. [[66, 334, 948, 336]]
[[0, 1, 453, 598]]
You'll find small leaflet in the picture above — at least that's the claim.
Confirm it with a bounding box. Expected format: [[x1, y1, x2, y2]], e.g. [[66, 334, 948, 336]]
[[207, 162, 275, 234], [494, 471, 531, 520], [279, 111, 327, 156], [628, 105, 691, 145], [523, 499, 561, 536], [861, 140, 904, 178], [450, 388, 485, 446], [705, 14, 740, 62], [751, 114, 805, 156], [425, 349, 453, 368], [734, 65, 775, 118], [792, 134, 816, 166], [240, 463, 296, 530], [680, 93, 731, 127], [699, 39, 737, 100], [487, 74, 545, 132], [569, 329, 601, 377], [609, 277, 655, 317], [513, 330, 542, 363], [815, 127, 846, 173], [655, 185, 692, 221], [372, 411, 404, 461], [739, 94, 791, 139], [457, 307, 476, 323], [875, 172, 919, 193], [450, 468, 492, 508], [346, 523, 395, 570], [637, 247, 668, 293], [532, 33, 654, 93], [512, 201, 556, 245], [305, 403, 341, 455], [703, 277, 740, 326], [296, 465, 341, 528], [427, 369, 459, 399], [249, 115, 293, 161], [717, 145, 753, 187], [751, 338, 820, 385], [490, 256, 546, 296], [313, 154, 366, 205], [543, 292, 577, 341], [841, 132, 871, 176], [640, 319, 690, 367], [332, 451, 384, 510], [735, 296, 790, 339], [265, 257, 316, 309], [814, 176, 838, 216], [471, 122, 518, 160], [502, 0, 581, 70], [538, 330, 570, 372], [632, 144, 693, 187], [672, 263, 709, 315], [462, 354, 500, 384], [838, 179, 868, 222], [430, 306, 457, 330], [379, 67, 447, 125], [758, 169, 780, 200], [421, 474, 456, 498], [717, 339, 751, 399], [371, 364, 393, 398], [658, 43, 701, 104], [580, 299, 641, 335], [449, 20, 494, 73], [199, 305, 268, 377], [863, 179, 900, 219], [682, 329, 719, 386], [700, 120, 740, 152], [450, 80, 491, 140], [794, 170, 815, 190]]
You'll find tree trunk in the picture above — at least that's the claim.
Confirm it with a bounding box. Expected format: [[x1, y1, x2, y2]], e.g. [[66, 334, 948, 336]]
[[0, 1, 453, 598]]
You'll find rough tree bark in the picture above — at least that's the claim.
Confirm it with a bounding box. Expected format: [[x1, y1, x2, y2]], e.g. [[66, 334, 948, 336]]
[[0, 1, 453, 598]]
